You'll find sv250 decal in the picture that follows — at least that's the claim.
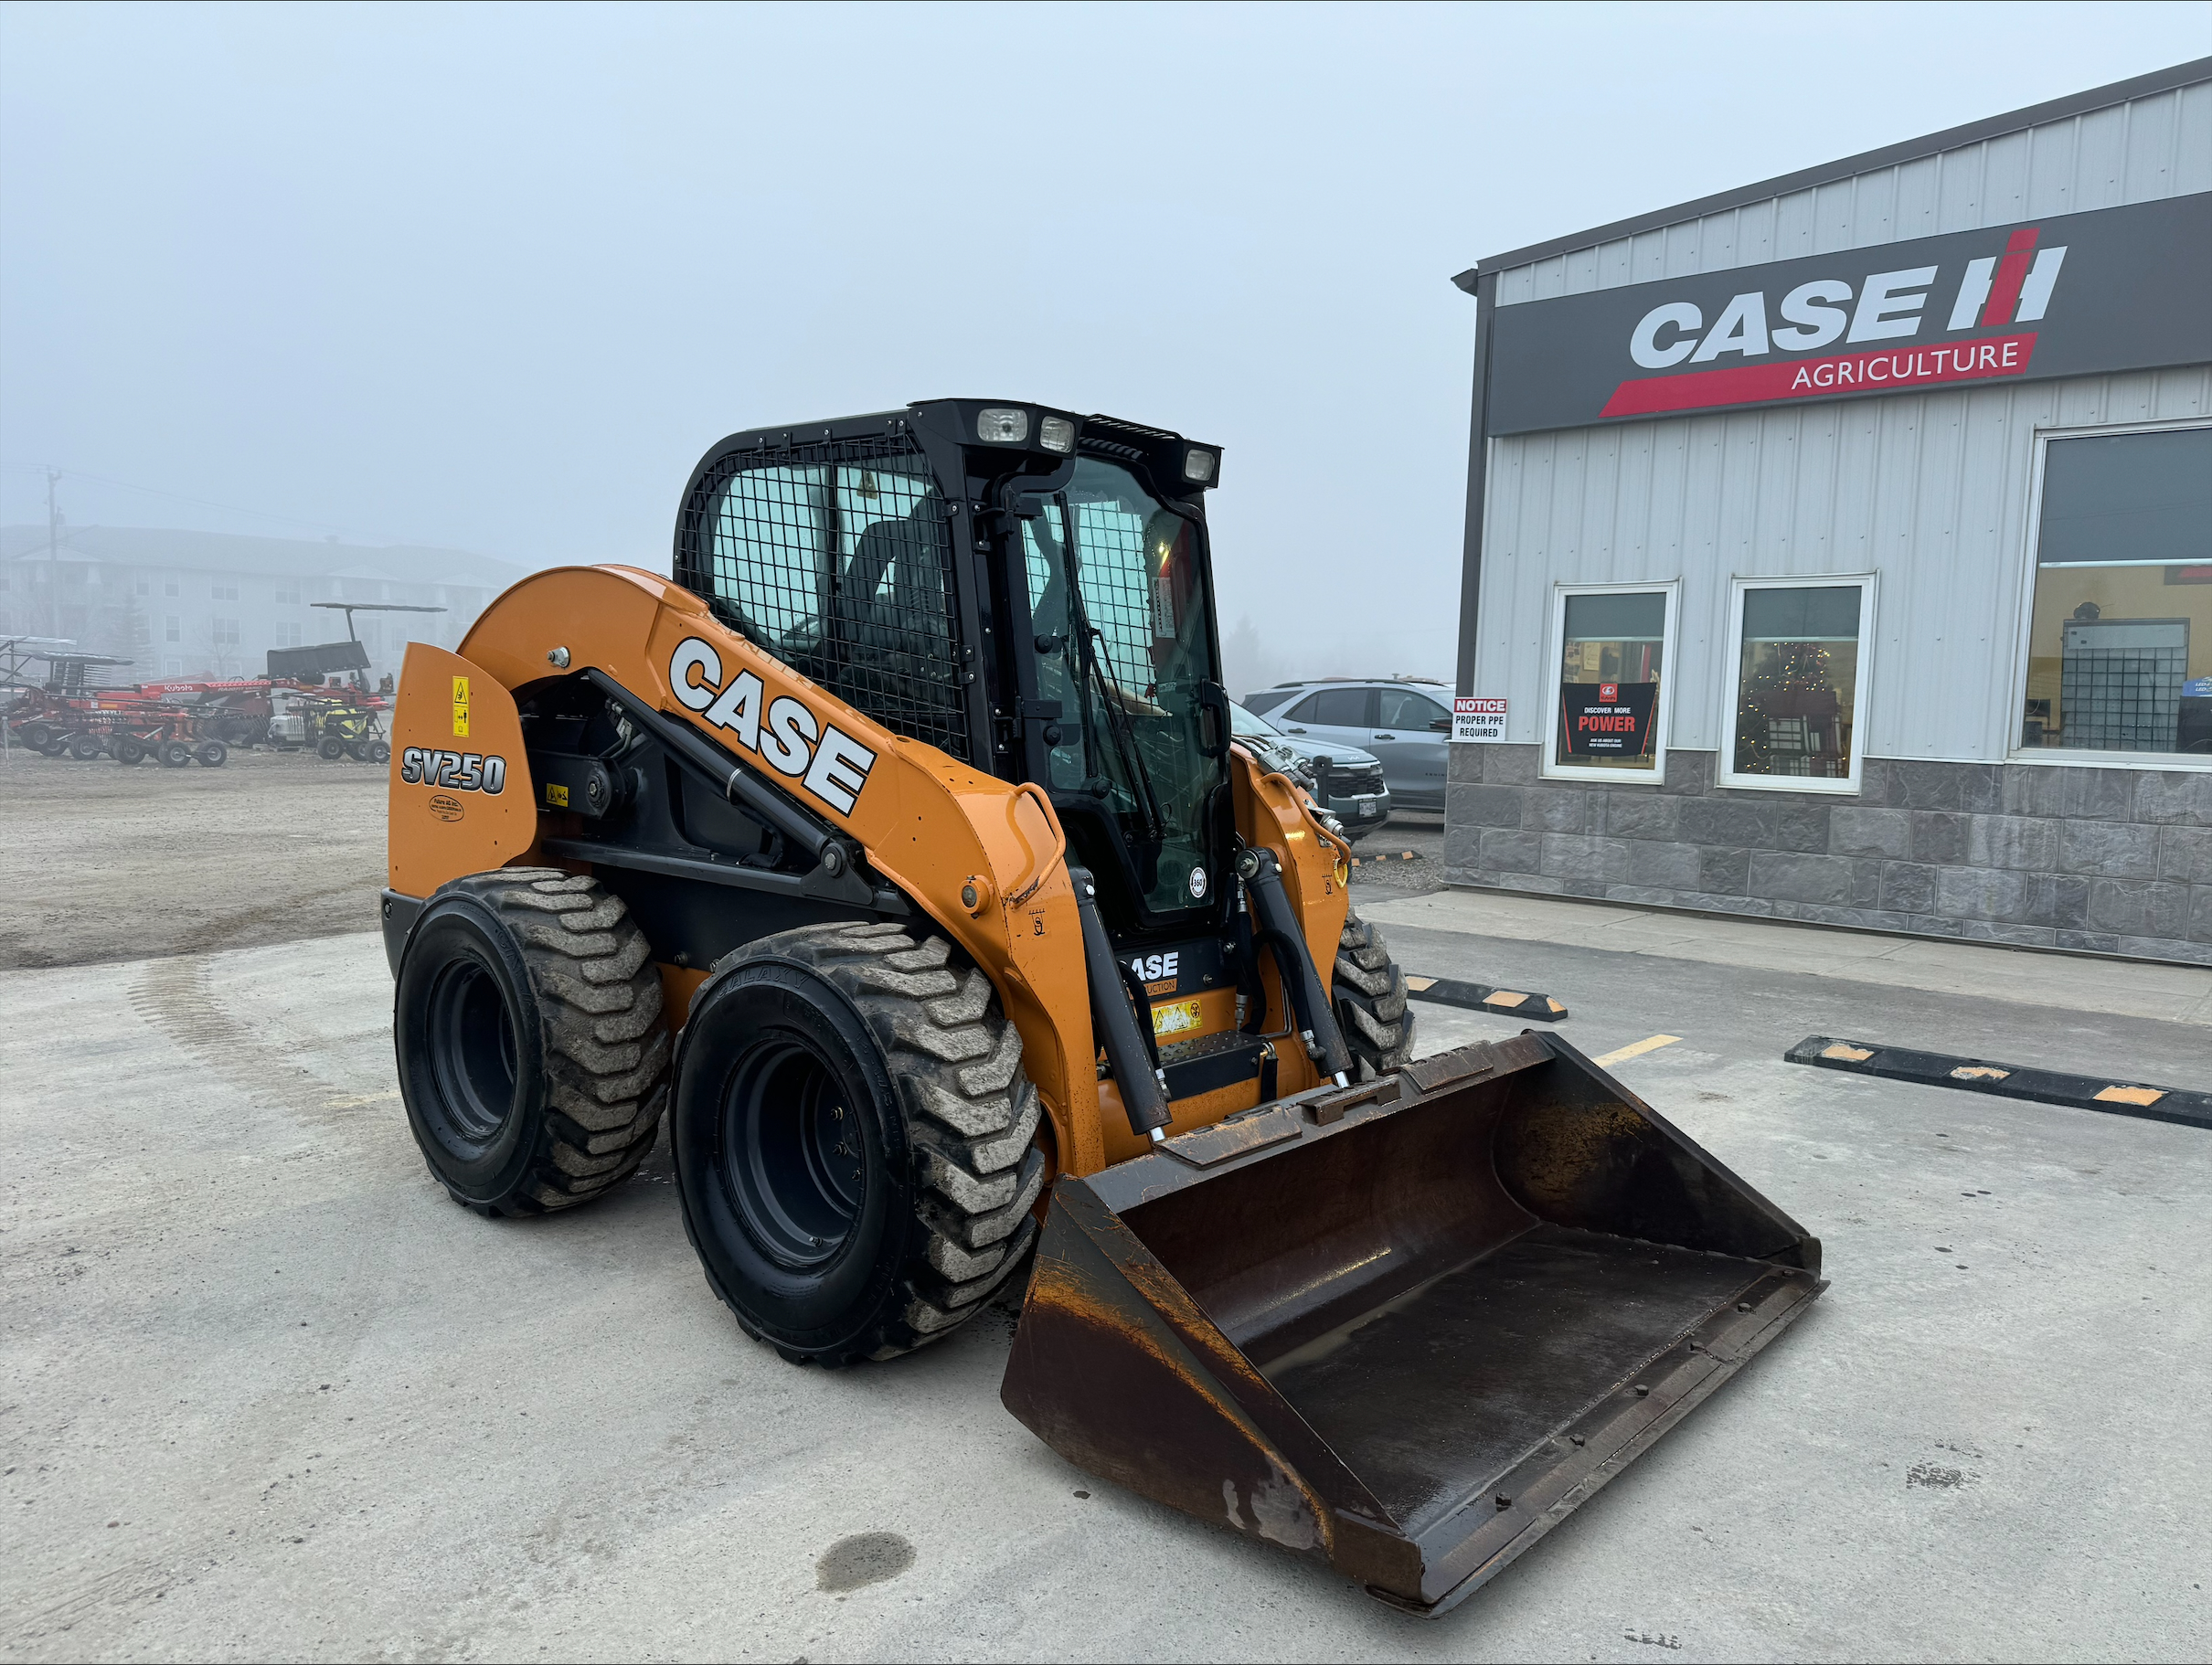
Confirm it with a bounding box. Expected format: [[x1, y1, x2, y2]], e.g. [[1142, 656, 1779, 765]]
[[667, 636, 878, 816], [399, 748, 508, 794]]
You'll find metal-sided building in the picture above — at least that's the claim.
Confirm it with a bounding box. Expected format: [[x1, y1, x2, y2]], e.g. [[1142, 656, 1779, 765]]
[[1446, 58, 2212, 965]]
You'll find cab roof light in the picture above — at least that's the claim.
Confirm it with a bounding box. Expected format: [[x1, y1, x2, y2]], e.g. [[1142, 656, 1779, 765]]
[[1183, 448, 1217, 483], [1039, 416, 1076, 454], [977, 408, 1029, 444]]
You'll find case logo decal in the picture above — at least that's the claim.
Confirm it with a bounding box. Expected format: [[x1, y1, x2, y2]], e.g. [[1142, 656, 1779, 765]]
[[668, 636, 878, 816], [400, 748, 508, 794]]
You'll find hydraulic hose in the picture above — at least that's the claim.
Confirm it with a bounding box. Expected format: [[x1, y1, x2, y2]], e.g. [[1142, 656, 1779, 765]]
[[1238, 845, 1354, 1086]]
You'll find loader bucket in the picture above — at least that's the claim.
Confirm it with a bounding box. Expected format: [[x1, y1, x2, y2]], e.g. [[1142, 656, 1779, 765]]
[[1001, 1031, 1824, 1617]]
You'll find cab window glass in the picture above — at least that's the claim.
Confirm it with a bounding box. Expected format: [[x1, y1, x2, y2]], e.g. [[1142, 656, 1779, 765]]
[[705, 454, 965, 757]]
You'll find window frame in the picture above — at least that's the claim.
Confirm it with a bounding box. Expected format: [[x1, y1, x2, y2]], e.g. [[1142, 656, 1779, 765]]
[[1715, 572, 1877, 796], [1541, 578, 1680, 784], [2007, 416, 2212, 773]]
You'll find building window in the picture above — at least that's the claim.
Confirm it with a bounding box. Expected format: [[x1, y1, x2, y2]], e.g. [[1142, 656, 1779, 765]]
[[277, 622, 303, 648], [212, 619, 240, 647], [136, 578, 150, 596], [163, 658, 183, 677], [211, 583, 239, 601], [1718, 578, 1873, 793], [2017, 422, 2212, 760], [165, 617, 181, 642], [274, 584, 301, 604], [165, 578, 179, 598], [1544, 583, 1676, 781]]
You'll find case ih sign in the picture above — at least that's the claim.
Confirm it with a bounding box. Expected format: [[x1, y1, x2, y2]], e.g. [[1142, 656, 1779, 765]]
[[1486, 195, 2212, 435]]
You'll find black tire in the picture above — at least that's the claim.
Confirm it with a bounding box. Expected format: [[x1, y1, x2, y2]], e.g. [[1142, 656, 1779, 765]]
[[395, 869, 670, 1215], [671, 922, 1044, 1366], [69, 732, 104, 760], [19, 721, 51, 750], [369, 739, 392, 764], [112, 737, 146, 765], [318, 737, 346, 759], [159, 739, 193, 768], [346, 740, 370, 762], [196, 739, 229, 768], [1333, 904, 1415, 1080]]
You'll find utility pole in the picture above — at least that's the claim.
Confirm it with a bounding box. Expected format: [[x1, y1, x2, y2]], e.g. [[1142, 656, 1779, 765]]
[[45, 468, 61, 638]]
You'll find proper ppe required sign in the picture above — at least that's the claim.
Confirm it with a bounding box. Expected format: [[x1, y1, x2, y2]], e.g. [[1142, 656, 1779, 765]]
[[1452, 696, 1506, 742]]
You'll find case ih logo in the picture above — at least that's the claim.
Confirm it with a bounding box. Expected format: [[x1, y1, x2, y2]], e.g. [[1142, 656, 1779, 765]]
[[1605, 227, 2065, 419], [1480, 196, 2212, 437]]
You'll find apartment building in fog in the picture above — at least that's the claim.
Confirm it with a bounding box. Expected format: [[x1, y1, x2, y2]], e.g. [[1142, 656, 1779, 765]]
[[1, 525, 530, 684]]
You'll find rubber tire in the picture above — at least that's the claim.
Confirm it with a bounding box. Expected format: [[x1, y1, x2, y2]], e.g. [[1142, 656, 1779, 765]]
[[318, 737, 346, 759], [19, 722, 51, 750], [159, 740, 193, 768], [196, 739, 228, 768], [346, 740, 371, 762], [69, 733, 104, 760], [396, 869, 670, 1215], [671, 922, 1044, 1366], [112, 737, 145, 765], [369, 740, 392, 764], [1333, 904, 1416, 1080]]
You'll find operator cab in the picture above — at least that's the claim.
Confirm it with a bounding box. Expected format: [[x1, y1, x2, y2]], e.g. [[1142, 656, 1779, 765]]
[[672, 400, 1233, 942]]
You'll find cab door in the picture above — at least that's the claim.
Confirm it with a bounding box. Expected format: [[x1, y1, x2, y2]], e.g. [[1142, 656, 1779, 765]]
[[1369, 686, 1452, 810]]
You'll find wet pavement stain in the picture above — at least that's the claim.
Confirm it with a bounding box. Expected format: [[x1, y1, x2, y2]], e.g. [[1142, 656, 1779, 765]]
[[815, 1531, 915, 1593]]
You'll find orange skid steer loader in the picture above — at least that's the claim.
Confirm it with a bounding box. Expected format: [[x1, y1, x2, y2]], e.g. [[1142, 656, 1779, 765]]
[[383, 401, 1824, 1616]]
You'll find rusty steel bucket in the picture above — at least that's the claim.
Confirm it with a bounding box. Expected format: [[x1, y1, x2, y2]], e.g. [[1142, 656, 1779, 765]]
[[1001, 1031, 1824, 1617]]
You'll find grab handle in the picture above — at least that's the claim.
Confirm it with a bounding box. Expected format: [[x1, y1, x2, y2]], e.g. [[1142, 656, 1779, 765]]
[[1004, 782, 1069, 908]]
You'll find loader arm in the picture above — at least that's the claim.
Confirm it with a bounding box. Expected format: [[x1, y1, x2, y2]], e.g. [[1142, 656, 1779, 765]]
[[388, 562, 1351, 1179]]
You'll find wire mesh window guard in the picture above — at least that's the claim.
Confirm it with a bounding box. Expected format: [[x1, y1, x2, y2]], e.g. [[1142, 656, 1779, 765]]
[[680, 438, 968, 760]]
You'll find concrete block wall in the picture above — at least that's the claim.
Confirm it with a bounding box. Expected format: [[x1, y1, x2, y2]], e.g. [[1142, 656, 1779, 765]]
[[1442, 745, 2212, 965]]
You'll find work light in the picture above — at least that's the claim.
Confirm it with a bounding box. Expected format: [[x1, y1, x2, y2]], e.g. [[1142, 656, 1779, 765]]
[[1183, 448, 1216, 483], [976, 408, 1029, 443], [1039, 416, 1076, 454]]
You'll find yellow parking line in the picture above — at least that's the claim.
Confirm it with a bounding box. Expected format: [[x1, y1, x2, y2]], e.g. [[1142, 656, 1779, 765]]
[[1591, 1034, 1681, 1068]]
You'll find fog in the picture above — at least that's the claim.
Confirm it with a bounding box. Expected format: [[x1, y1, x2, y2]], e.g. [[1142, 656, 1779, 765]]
[[2, 2, 2203, 695]]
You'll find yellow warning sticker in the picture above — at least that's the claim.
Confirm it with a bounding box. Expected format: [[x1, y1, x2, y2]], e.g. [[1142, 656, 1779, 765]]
[[545, 782, 569, 808], [1152, 997, 1204, 1040], [452, 674, 471, 737], [2094, 1085, 2164, 1107]]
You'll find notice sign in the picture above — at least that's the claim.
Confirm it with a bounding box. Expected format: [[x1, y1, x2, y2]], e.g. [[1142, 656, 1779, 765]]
[[1452, 696, 1507, 742], [1560, 681, 1656, 758]]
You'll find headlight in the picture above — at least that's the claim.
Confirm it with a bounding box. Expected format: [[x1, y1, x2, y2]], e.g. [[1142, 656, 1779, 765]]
[[976, 408, 1029, 444], [1039, 416, 1076, 454], [1182, 448, 1216, 483]]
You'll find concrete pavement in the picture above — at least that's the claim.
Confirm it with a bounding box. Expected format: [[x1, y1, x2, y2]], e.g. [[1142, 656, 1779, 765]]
[[4, 912, 2208, 1661]]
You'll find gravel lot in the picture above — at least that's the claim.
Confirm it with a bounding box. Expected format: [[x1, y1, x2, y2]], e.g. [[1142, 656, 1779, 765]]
[[0, 746, 386, 969]]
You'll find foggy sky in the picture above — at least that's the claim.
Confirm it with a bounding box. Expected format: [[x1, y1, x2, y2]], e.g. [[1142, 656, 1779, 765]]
[[2, 2, 2205, 693]]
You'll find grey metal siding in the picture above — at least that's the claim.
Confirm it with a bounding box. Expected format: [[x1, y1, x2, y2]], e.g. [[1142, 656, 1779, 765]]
[[1474, 365, 2212, 765], [1494, 80, 2212, 307]]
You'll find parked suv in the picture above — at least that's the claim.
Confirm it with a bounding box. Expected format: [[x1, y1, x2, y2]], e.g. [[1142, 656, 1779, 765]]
[[1229, 699, 1391, 840], [1242, 678, 1451, 811]]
